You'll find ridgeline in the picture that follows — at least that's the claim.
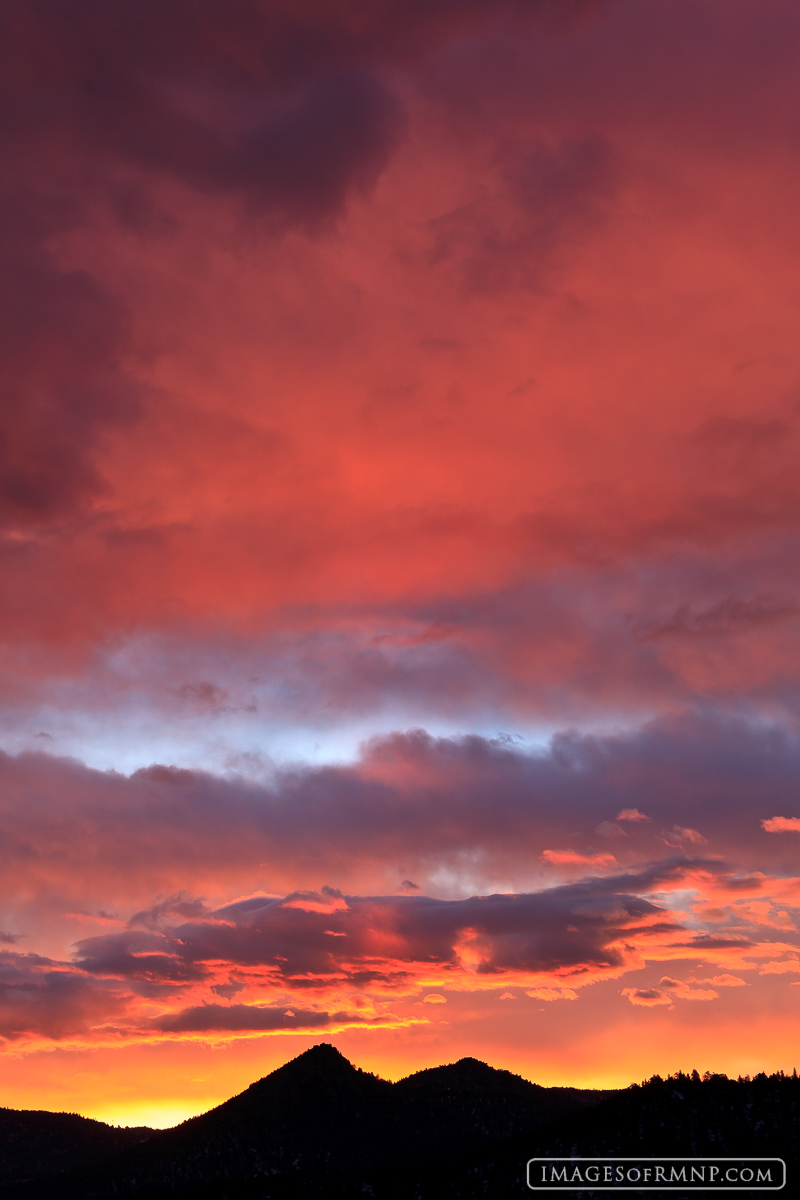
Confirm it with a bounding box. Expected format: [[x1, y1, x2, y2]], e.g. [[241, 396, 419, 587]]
[[1, 1046, 796, 1197]]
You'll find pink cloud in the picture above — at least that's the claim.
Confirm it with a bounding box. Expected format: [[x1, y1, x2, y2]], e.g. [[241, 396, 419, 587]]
[[762, 817, 800, 833]]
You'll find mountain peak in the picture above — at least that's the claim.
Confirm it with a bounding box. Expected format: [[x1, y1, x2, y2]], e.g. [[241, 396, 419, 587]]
[[214, 1040, 390, 1119], [296, 1042, 347, 1062], [395, 1055, 545, 1099], [268, 1040, 364, 1080]]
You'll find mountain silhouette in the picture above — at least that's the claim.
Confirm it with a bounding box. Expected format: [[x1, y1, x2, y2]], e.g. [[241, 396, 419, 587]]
[[0, 1044, 607, 1198], [1, 1047, 797, 1198], [0, 1108, 150, 1186]]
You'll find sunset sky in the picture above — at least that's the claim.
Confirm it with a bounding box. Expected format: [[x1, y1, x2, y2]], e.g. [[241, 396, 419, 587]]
[[3, 0, 800, 1128]]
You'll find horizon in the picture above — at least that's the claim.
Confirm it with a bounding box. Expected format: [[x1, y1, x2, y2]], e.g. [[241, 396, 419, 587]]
[[2, 0, 800, 1129], [10, 1041, 797, 1132]]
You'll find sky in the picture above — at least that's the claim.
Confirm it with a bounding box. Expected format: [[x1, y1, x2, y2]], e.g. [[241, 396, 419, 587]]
[[2, 0, 800, 1127]]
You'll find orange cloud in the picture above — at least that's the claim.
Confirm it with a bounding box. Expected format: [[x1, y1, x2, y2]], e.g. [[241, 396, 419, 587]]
[[540, 850, 618, 868], [692, 974, 749, 988], [524, 987, 578, 1002], [658, 977, 719, 1002]]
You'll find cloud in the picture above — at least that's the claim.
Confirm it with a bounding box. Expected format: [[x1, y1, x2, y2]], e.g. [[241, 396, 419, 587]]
[[0, 850, 796, 1046], [0, 950, 128, 1042], [0, 3, 423, 542], [758, 958, 800, 975], [691, 416, 793, 455], [670, 935, 755, 952], [4, 0, 800, 1086], [524, 987, 578, 1001], [692, 974, 748, 988], [621, 988, 673, 1008], [4, 713, 800, 919], [0, 876, 666, 1042], [660, 826, 708, 851], [595, 821, 627, 839], [0, 202, 143, 529], [152, 71, 403, 225], [73, 886, 674, 988], [3, 0, 580, 543], [128, 893, 209, 930], [0, 3, 433, 225], [641, 595, 800, 642], [0, 1, 798, 677], [540, 850, 617, 868], [155, 1004, 339, 1033], [762, 817, 800, 833], [658, 976, 719, 1002], [281, 888, 350, 914], [424, 133, 616, 293], [0, 869, 696, 1042]]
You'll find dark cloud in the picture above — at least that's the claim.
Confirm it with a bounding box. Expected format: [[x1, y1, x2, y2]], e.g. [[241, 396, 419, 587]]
[[68, 67, 404, 227], [0, 949, 126, 1041], [0, 197, 142, 527], [74, 884, 681, 987], [156, 1004, 336, 1033], [128, 893, 209, 929], [0, 0, 575, 228], [672, 935, 756, 951], [641, 595, 799, 641], [73, 929, 204, 983]]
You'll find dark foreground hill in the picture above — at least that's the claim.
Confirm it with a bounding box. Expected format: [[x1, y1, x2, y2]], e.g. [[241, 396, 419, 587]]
[[0, 1107, 151, 1185], [1, 1046, 798, 1198]]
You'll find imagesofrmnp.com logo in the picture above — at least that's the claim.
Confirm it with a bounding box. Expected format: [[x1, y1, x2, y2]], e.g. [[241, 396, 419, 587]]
[[527, 1157, 786, 1191]]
